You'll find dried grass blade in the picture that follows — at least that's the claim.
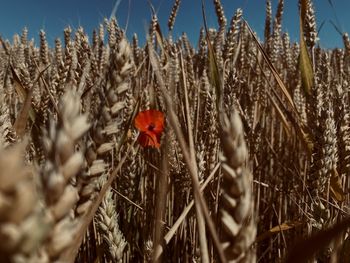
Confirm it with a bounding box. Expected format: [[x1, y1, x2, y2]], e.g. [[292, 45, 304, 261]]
[[33, 62, 60, 115], [13, 87, 33, 138], [270, 84, 314, 154], [244, 20, 295, 113], [178, 48, 210, 262], [154, 163, 221, 260], [267, 92, 291, 136], [10, 66, 26, 100], [299, 1, 314, 96], [330, 168, 345, 202], [10, 66, 37, 123], [246, 20, 314, 153], [256, 221, 303, 243], [201, 0, 223, 112], [11, 65, 40, 137]]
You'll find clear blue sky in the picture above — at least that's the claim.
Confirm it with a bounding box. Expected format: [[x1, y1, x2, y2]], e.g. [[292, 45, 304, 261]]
[[0, 0, 349, 49]]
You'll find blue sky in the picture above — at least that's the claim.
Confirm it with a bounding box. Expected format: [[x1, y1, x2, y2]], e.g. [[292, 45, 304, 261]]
[[0, 0, 349, 49]]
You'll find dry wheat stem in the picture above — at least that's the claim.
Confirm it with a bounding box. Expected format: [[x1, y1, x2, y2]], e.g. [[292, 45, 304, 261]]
[[154, 162, 221, 260]]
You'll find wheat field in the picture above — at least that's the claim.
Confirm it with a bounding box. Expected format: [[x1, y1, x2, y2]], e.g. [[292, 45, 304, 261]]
[[0, 0, 350, 262]]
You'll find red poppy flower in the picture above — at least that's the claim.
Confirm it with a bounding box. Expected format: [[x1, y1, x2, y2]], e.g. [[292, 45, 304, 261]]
[[134, 109, 165, 148]]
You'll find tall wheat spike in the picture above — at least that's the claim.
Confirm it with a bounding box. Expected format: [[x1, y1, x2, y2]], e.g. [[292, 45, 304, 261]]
[[219, 110, 256, 262], [40, 89, 90, 260], [0, 142, 50, 263], [168, 0, 181, 31], [96, 179, 127, 262]]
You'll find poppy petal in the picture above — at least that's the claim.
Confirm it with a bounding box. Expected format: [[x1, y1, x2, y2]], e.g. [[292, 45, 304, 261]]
[[134, 111, 150, 132], [137, 132, 150, 147], [134, 110, 165, 132], [153, 124, 164, 135], [147, 110, 164, 134], [138, 131, 160, 148], [134, 109, 164, 148]]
